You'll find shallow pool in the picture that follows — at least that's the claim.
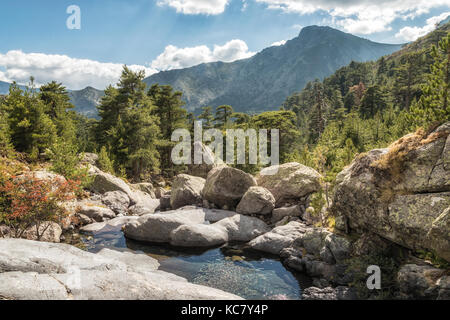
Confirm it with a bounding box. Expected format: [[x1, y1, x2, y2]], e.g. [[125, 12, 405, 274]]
[[82, 223, 312, 300]]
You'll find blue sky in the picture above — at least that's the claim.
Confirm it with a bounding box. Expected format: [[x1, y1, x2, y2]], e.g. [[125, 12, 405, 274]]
[[0, 0, 449, 89]]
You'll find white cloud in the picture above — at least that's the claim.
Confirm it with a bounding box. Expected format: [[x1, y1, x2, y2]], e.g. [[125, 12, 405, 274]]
[[255, 0, 450, 34], [157, 0, 229, 15], [0, 50, 157, 90], [271, 40, 287, 46], [0, 39, 255, 89], [151, 39, 256, 71], [395, 11, 450, 41]]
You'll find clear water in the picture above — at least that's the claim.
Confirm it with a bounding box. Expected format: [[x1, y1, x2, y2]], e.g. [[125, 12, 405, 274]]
[[82, 223, 312, 300]]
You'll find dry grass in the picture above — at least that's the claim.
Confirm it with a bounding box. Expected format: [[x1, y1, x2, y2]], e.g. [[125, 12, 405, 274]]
[[371, 128, 446, 180]]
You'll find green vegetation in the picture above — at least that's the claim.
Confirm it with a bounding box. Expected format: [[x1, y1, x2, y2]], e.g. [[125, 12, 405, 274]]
[[0, 26, 448, 190]]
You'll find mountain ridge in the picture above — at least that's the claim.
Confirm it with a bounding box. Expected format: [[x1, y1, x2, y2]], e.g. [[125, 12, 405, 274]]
[[144, 25, 404, 114]]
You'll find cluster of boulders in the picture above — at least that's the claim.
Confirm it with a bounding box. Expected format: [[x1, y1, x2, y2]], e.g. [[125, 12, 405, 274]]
[[120, 162, 324, 248]]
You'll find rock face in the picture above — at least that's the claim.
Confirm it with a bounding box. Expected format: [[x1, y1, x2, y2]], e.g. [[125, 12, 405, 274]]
[[170, 174, 205, 209], [124, 207, 269, 247], [203, 166, 257, 208], [256, 163, 322, 206], [0, 239, 242, 300], [397, 264, 449, 300], [236, 186, 275, 216], [331, 123, 450, 261]]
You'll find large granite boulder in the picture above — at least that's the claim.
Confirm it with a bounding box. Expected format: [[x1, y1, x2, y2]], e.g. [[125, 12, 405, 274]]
[[170, 224, 229, 247], [256, 163, 322, 206], [101, 191, 130, 215], [236, 186, 275, 216], [331, 123, 450, 261], [203, 166, 257, 208], [0, 239, 241, 300], [170, 174, 205, 209], [124, 209, 206, 243], [249, 221, 309, 255], [88, 166, 141, 204]]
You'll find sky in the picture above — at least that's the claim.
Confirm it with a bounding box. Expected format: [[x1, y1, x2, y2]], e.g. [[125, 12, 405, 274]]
[[0, 0, 449, 90]]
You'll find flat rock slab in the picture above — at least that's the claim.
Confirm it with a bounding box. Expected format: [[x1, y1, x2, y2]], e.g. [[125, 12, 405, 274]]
[[0, 239, 242, 300]]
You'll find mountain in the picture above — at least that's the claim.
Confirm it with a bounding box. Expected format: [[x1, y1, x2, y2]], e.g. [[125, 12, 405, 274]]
[[0, 81, 104, 118], [67, 87, 104, 119], [0, 81, 27, 94], [144, 26, 403, 114]]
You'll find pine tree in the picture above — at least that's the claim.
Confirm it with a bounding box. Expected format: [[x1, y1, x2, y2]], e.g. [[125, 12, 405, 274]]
[[215, 105, 234, 129], [96, 66, 161, 180], [4, 81, 57, 155], [39, 81, 76, 145], [393, 51, 425, 110], [198, 106, 214, 129], [360, 85, 387, 119], [409, 33, 450, 128], [97, 146, 115, 174], [148, 84, 187, 176], [0, 104, 13, 156]]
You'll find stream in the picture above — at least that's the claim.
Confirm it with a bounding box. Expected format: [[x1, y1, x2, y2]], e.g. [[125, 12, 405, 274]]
[[81, 222, 312, 300]]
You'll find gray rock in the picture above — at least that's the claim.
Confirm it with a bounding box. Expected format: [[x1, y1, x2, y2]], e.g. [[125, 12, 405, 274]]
[[170, 174, 205, 209], [170, 224, 229, 247], [21, 222, 62, 243], [331, 123, 450, 262], [302, 286, 356, 300], [325, 233, 351, 263], [236, 186, 275, 216], [154, 187, 168, 199], [124, 209, 206, 243], [249, 221, 309, 255], [256, 162, 322, 205], [203, 166, 257, 208], [88, 166, 141, 204], [397, 264, 449, 300], [131, 183, 156, 199], [271, 205, 302, 223], [0, 239, 241, 300], [81, 153, 99, 166], [80, 216, 139, 234], [77, 203, 116, 222], [101, 191, 131, 215], [215, 215, 270, 242]]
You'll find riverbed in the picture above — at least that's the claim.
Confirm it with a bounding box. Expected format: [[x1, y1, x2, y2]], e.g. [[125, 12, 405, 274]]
[[81, 222, 312, 300]]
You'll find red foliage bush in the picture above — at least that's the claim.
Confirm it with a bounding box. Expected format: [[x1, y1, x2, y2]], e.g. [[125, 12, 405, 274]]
[[0, 173, 80, 239]]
